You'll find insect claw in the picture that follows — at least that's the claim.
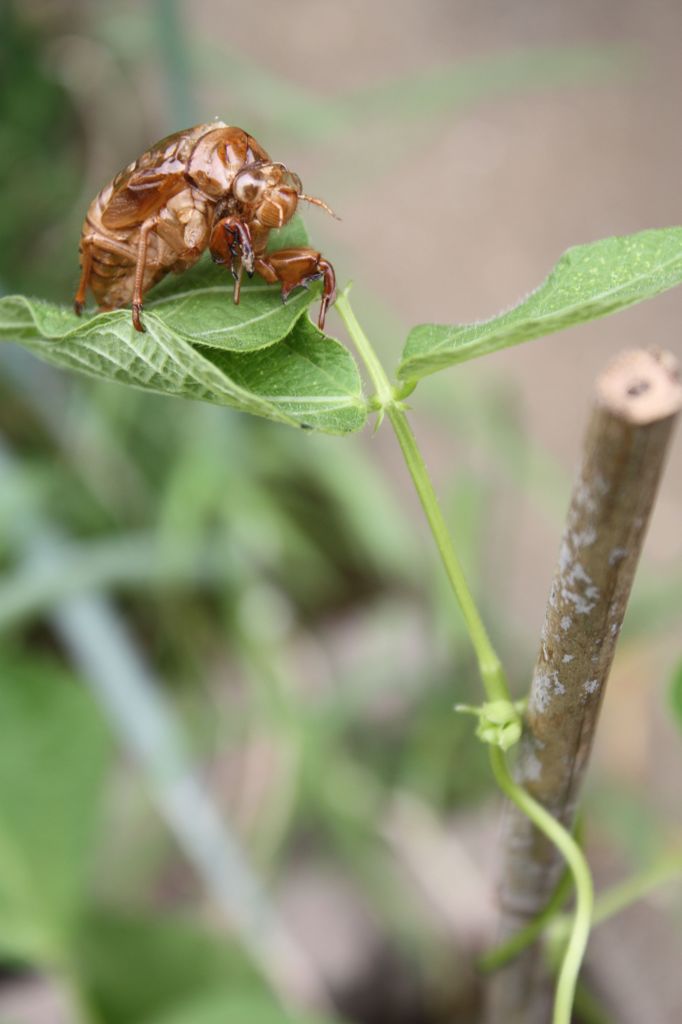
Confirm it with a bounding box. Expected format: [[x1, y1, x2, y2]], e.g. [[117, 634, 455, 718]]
[[280, 283, 296, 305], [318, 302, 328, 330], [132, 303, 145, 333], [74, 299, 84, 317], [232, 262, 243, 304]]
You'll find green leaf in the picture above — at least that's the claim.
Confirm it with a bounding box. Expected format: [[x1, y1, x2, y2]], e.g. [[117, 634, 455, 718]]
[[200, 316, 367, 434], [0, 652, 110, 964], [135, 218, 315, 351], [0, 291, 366, 437], [145, 989, 335, 1024], [0, 218, 366, 434], [74, 908, 263, 1024], [398, 228, 682, 381], [130, 260, 317, 352], [667, 658, 682, 737]]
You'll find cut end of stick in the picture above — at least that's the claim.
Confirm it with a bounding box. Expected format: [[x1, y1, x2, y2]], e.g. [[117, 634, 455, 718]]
[[596, 348, 682, 424]]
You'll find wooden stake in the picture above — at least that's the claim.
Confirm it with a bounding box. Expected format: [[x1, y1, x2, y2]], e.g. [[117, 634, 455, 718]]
[[486, 349, 682, 1023]]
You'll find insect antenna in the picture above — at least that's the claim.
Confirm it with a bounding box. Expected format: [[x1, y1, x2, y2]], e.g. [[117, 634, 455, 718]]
[[299, 193, 340, 220]]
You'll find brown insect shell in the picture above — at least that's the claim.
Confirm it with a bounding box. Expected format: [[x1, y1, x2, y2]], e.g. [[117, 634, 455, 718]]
[[254, 188, 299, 229], [76, 122, 336, 333], [185, 125, 271, 200], [230, 163, 302, 231]]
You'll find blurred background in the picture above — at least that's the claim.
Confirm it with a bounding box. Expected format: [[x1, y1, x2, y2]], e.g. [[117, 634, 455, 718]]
[[1, 1, 681, 1022]]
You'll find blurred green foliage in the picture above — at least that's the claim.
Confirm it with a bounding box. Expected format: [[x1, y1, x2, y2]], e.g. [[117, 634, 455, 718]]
[[0, 3, 679, 1023], [0, 2, 82, 297], [0, 652, 110, 966], [668, 658, 682, 738]]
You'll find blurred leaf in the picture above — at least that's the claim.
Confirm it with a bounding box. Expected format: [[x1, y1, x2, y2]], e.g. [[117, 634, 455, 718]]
[[398, 228, 682, 381], [152, 0, 197, 129], [146, 988, 335, 1024], [667, 658, 682, 736], [337, 46, 631, 126], [75, 908, 263, 1024], [0, 531, 240, 631], [288, 434, 421, 582], [194, 42, 631, 146], [0, 4, 81, 295], [0, 652, 110, 964], [0, 281, 366, 436], [587, 783, 664, 867], [623, 567, 682, 642]]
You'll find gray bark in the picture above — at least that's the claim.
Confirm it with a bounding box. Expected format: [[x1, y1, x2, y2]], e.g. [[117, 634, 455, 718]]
[[487, 349, 682, 1023]]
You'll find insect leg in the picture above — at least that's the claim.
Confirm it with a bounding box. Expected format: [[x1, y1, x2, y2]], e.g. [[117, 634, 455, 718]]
[[254, 249, 336, 331], [209, 217, 254, 305], [231, 261, 244, 304], [74, 239, 94, 316], [227, 220, 254, 276], [131, 217, 161, 333], [75, 234, 138, 316]]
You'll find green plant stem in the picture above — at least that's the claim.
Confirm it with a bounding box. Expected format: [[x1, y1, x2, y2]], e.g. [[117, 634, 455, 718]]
[[478, 867, 573, 972], [489, 747, 593, 1024], [480, 816, 585, 971], [548, 851, 682, 948], [386, 407, 509, 702], [335, 290, 509, 704], [335, 291, 594, 1023], [335, 290, 394, 410]]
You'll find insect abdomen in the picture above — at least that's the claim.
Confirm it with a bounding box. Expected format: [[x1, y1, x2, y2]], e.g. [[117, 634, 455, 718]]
[[82, 184, 210, 309]]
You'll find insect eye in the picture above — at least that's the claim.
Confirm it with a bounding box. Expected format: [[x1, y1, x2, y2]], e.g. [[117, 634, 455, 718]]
[[233, 168, 268, 204], [284, 171, 302, 194]]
